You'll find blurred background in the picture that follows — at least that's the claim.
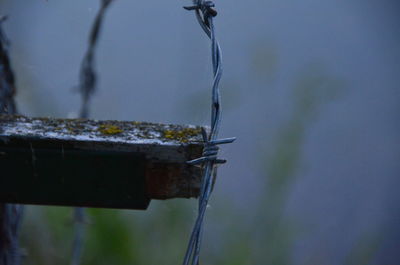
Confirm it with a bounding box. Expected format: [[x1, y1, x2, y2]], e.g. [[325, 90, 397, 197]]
[[1, 0, 399, 264]]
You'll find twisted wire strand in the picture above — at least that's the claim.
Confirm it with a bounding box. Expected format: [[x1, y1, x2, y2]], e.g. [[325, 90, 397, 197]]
[[79, 0, 113, 119], [72, 2, 114, 265], [0, 16, 17, 115], [0, 16, 24, 265], [183, 1, 236, 264]]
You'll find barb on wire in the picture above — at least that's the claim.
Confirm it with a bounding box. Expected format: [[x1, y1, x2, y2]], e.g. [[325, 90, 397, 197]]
[[183, 1, 236, 265], [0, 16, 24, 265], [72, 2, 114, 265]]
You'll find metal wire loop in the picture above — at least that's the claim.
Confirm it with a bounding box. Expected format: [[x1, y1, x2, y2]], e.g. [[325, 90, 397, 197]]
[[187, 128, 235, 165]]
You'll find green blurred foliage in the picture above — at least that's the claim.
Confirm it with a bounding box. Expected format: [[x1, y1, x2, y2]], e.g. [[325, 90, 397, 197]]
[[20, 200, 195, 265]]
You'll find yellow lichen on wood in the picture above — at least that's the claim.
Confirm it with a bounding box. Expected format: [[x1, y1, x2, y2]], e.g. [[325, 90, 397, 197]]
[[163, 128, 202, 143], [98, 124, 123, 135]]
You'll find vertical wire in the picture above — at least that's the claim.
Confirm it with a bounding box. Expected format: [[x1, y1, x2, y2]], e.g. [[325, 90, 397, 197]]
[[0, 16, 24, 265], [183, 1, 236, 264], [71, 1, 114, 265]]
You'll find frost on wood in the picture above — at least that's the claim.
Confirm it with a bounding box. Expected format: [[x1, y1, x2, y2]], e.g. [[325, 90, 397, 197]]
[[0, 115, 206, 208]]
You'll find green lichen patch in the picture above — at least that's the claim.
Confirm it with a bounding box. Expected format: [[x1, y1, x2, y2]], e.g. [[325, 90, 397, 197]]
[[98, 124, 124, 135]]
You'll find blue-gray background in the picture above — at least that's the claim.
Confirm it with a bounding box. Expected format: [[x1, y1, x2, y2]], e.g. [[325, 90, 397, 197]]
[[1, 0, 399, 264]]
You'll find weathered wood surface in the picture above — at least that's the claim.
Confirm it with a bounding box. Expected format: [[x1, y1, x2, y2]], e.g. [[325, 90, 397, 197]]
[[0, 114, 204, 210]]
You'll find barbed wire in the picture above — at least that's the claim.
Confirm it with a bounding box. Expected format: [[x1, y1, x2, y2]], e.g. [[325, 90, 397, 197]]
[[78, 0, 114, 119], [72, 2, 114, 265], [0, 16, 17, 115], [0, 15, 24, 265], [183, 1, 236, 264]]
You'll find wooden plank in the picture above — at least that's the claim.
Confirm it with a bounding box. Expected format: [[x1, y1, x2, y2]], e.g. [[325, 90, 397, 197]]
[[0, 114, 204, 210]]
